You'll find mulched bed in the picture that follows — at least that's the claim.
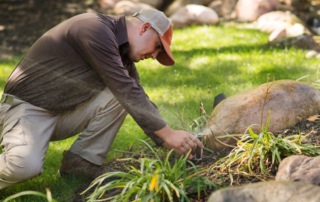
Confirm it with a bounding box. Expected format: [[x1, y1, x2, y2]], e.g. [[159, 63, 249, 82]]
[[72, 112, 320, 202]]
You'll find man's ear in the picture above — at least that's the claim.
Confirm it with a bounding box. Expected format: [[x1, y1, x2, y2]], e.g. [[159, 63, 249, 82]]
[[139, 22, 152, 35]]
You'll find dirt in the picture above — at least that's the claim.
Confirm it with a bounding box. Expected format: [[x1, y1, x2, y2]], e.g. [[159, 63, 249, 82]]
[[71, 112, 320, 202]]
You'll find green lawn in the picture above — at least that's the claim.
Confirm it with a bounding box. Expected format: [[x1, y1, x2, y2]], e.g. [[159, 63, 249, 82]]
[[0, 24, 319, 201]]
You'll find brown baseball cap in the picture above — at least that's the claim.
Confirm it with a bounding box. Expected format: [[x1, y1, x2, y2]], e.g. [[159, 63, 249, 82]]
[[133, 8, 175, 66]]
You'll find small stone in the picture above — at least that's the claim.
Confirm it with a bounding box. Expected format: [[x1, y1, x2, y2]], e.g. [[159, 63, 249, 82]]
[[234, 0, 279, 22], [287, 23, 306, 37], [306, 50, 318, 59], [208, 0, 222, 14], [113, 1, 154, 16], [269, 28, 286, 41], [170, 4, 219, 29]]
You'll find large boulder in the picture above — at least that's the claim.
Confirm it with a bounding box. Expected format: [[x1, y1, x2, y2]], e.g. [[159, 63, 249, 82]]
[[233, 0, 279, 21], [219, 0, 238, 17], [164, 0, 203, 17], [131, 0, 163, 9], [256, 11, 304, 33], [208, 0, 222, 14], [203, 0, 215, 6], [113, 1, 154, 15], [98, 0, 121, 9], [208, 181, 320, 202], [203, 80, 320, 151], [268, 34, 320, 51], [170, 4, 219, 28], [276, 155, 320, 185]]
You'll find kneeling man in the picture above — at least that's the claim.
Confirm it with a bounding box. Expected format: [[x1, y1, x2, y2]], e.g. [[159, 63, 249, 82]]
[[0, 8, 203, 190]]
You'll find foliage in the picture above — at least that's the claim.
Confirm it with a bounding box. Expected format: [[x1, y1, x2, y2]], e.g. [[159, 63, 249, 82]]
[[211, 111, 320, 178], [82, 140, 225, 202], [3, 189, 57, 202], [1, 24, 320, 201]]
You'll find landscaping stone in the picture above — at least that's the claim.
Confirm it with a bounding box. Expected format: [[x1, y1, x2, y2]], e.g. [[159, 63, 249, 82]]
[[305, 50, 318, 59], [208, 181, 320, 202], [113, 0, 154, 15], [269, 28, 286, 41], [170, 4, 219, 28], [256, 11, 303, 33], [276, 155, 320, 185], [219, 0, 238, 17], [203, 80, 320, 151], [131, 0, 164, 9], [98, 0, 121, 9], [233, 0, 279, 21], [268, 34, 320, 51], [203, 0, 215, 6], [286, 23, 308, 37], [164, 0, 203, 17], [208, 0, 222, 14]]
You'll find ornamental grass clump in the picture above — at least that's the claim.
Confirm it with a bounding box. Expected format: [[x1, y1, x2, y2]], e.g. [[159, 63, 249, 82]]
[[82, 140, 225, 202], [210, 111, 320, 179]]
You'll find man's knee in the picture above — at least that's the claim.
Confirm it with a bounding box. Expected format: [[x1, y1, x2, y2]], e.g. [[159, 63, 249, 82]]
[[0, 151, 43, 183]]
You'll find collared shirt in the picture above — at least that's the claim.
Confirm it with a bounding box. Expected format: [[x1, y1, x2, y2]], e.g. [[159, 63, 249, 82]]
[[4, 13, 166, 145]]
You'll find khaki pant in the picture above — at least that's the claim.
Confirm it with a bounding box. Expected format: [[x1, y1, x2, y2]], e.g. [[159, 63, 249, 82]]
[[0, 88, 127, 190]]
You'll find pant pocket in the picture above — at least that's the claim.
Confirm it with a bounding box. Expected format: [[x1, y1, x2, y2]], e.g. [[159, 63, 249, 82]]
[[0, 103, 11, 142], [1, 118, 26, 152]]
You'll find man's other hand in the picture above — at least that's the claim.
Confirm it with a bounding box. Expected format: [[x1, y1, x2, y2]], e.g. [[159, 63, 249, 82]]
[[154, 125, 203, 160]]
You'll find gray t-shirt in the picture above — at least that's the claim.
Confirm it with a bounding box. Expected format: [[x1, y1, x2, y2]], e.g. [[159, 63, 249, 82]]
[[4, 13, 166, 145]]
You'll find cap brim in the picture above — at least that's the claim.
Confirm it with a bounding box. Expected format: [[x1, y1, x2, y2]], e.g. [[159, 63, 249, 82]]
[[157, 36, 175, 66]]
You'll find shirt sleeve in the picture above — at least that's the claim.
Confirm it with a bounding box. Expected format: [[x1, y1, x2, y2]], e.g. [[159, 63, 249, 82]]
[[66, 15, 167, 142]]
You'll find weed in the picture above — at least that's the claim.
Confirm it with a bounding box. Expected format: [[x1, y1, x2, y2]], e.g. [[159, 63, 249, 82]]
[[210, 111, 320, 180]]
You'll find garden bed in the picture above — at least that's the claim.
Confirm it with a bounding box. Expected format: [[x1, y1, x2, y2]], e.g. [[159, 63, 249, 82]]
[[71, 112, 320, 202]]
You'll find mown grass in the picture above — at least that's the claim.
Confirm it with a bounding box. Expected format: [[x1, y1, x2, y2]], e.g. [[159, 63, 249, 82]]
[[0, 24, 319, 201]]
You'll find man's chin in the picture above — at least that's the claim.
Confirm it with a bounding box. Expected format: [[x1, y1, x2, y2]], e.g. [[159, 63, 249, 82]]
[[128, 55, 140, 63]]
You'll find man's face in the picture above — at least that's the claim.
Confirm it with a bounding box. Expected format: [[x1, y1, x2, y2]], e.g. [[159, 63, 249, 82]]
[[127, 23, 164, 63]]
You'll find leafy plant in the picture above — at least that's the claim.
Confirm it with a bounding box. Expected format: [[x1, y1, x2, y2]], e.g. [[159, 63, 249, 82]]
[[82, 140, 225, 202], [210, 110, 320, 179], [3, 189, 56, 202]]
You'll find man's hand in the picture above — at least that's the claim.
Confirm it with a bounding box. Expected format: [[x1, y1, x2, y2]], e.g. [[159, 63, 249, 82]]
[[154, 125, 203, 160]]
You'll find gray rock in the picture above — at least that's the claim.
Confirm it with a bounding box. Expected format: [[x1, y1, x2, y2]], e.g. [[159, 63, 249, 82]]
[[203, 0, 215, 6], [234, 0, 279, 22], [269, 28, 286, 41], [208, 181, 320, 202], [131, 0, 164, 9], [305, 50, 318, 59], [257, 11, 304, 33], [203, 80, 320, 151], [164, 0, 203, 17], [170, 4, 219, 29], [287, 23, 308, 37], [208, 0, 222, 14], [98, 0, 121, 9], [276, 155, 320, 185], [219, 0, 238, 17], [268, 34, 320, 51], [113, 1, 154, 16]]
